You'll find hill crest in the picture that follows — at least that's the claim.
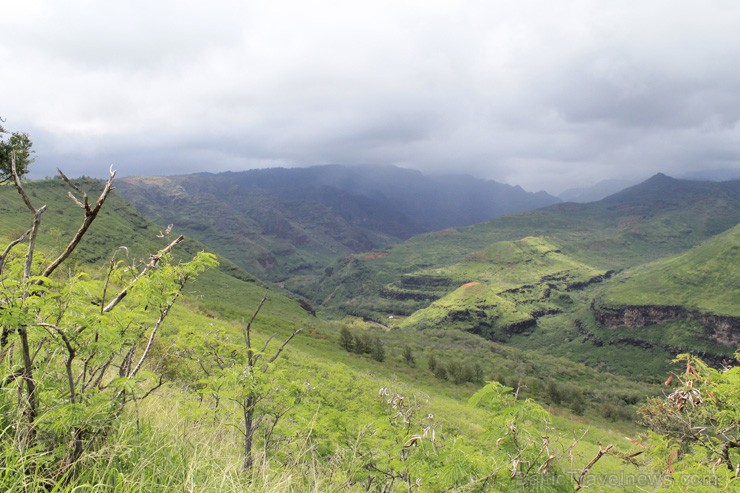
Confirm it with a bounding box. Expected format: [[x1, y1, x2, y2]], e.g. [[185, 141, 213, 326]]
[[118, 164, 561, 281]]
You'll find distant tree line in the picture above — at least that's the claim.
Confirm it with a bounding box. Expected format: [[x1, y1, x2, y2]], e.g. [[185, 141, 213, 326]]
[[339, 327, 385, 362], [428, 353, 484, 385]]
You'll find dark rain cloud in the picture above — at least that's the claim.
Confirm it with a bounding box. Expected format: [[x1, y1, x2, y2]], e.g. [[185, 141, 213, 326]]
[[2, 1, 739, 193]]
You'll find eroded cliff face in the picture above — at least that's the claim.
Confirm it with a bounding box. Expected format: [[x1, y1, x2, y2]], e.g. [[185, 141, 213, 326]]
[[593, 304, 739, 346]]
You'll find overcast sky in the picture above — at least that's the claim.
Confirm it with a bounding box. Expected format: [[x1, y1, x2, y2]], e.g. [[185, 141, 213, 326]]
[[2, 0, 740, 194]]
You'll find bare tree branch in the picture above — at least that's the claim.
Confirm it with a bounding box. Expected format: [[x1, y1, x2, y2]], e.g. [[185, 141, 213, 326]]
[[24, 206, 46, 281], [100, 246, 128, 314], [140, 374, 165, 400], [42, 168, 116, 278], [119, 345, 137, 378], [89, 355, 114, 391], [129, 292, 180, 378], [253, 334, 275, 365], [0, 229, 28, 275], [38, 323, 77, 403], [11, 155, 47, 281], [2, 368, 24, 386], [57, 169, 87, 209], [12, 154, 40, 213], [243, 293, 268, 367], [102, 235, 184, 313], [261, 328, 302, 373], [574, 444, 613, 490]]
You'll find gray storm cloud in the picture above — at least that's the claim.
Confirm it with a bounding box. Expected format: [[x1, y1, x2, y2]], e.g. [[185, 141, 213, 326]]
[[1, 0, 739, 193]]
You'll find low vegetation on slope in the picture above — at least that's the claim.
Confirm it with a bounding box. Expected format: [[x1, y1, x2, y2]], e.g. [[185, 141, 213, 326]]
[[308, 175, 739, 379], [597, 224, 740, 317], [315, 174, 739, 312], [2, 174, 739, 491], [397, 237, 606, 338]]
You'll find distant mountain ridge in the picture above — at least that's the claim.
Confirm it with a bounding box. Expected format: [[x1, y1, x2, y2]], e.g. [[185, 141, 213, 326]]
[[558, 178, 641, 203], [190, 165, 559, 233], [311, 173, 739, 321], [117, 164, 560, 281]]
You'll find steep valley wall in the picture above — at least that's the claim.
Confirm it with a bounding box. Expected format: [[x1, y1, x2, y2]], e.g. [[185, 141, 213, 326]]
[[593, 304, 739, 347]]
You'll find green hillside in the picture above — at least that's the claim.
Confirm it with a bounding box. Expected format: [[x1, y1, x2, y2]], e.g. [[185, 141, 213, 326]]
[[115, 165, 558, 284], [312, 174, 739, 318], [400, 281, 533, 334], [0, 178, 313, 326], [398, 237, 605, 339], [598, 224, 740, 316], [0, 178, 162, 263], [304, 176, 739, 381]]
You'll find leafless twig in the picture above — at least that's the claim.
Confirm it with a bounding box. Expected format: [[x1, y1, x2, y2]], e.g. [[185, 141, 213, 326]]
[[0, 229, 28, 275], [261, 328, 302, 373], [574, 443, 613, 490], [42, 167, 116, 278], [129, 292, 181, 378], [102, 235, 184, 313]]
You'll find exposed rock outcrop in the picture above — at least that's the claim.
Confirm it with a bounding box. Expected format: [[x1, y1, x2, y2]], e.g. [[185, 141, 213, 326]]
[[503, 318, 537, 334], [566, 271, 615, 290], [593, 304, 739, 346]]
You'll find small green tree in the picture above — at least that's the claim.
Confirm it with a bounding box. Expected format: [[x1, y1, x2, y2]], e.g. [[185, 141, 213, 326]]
[[339, 327, 354, 352], [640, 353, 740, 483], [402, 345, 415, 367], [472, 362, 484, 383], [433, 365, 448, 381], [447, 360, 466, 384], [0, 165, 217, 480], [353, 333, 372, 354], [0, 120, 34, 183], [371, 336, 385, 362], [428, 353, 438, 372], [547, 379, 562, 405], [187, 294, 301, 473]]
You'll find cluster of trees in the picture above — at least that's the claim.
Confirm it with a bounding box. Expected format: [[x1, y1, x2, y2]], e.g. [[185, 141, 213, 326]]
[[338, 329, 485, 387], [338, 327, 385, 362], [427, 353, 484, 384]]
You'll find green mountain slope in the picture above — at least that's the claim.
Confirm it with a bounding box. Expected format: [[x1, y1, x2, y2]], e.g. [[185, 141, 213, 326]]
[[314, 174, 739, 319], [0, 179, 313, 326], [308, 175, 739, 379], [397, 237, 605, 339], [587, 225, 739, 350], [597, 224, 739, 316], [116, 165, 559, 283]]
